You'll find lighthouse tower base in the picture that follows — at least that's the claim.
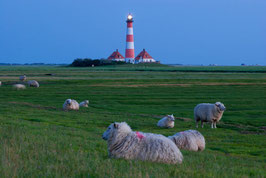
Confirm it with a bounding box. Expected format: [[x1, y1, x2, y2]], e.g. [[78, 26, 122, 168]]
[[126, 58, 135, 64]]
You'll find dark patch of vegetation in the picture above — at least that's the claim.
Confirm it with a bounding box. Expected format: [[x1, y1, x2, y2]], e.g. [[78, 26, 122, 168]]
[[70, 58, 126, 67]]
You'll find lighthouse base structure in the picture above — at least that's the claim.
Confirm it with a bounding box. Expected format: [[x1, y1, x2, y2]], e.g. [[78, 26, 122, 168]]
[[125, 58, 135, 64], [135, 58, 156, 64]]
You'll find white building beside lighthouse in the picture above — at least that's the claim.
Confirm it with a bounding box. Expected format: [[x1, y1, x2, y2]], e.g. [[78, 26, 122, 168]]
[[135, 49, 156, 63], [107, 49, 125, 62]]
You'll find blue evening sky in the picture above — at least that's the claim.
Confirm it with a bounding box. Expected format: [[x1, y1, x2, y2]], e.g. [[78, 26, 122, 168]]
[[0, 0, 265, 65]]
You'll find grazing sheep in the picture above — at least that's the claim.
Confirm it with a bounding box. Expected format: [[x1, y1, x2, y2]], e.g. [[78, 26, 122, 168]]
[[102, 122, 183, 164], [168, 130, 205, 151], [19, 74, 26, 81], [194, 102, 226, 128], [157, 114, 175, 128], [79, 100, 89, 107], [13, 84, 26, 90], [28, 80, 39, 88], [63, 99, 79, 111]]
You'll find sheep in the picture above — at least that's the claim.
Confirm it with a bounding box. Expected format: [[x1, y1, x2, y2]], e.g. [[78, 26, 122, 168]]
[[13, 84, 26, 90], [194, 102, 226, 129], [79, 100, 89, 107], [27, 80, 39, 88], [63, 99, 79, 111], [168, 130, 205, 152], [19, 74, 26, 81], [102, 122, 183, 164], [157, 114, 175, 128]]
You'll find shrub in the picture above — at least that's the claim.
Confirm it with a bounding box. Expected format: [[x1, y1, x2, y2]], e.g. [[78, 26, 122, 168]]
[[70, 58, 126, 67]]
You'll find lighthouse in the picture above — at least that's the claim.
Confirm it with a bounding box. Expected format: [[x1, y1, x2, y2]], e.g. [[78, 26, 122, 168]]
[[125, 14, 135, 63]]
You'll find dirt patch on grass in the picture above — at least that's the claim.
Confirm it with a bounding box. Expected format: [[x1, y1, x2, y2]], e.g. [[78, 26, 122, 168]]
[[91, 83, 193, 87], [199, 82, 266, 86], [221, 123, 266, 135], [131, 84, 191, 87], [239, 131, 261, 135], [90, 84, 191, 87], [89, 82, 266, 87], [259, 126, 266, 131], [175, 117, 192, 122], [8, 101, 58, 110]]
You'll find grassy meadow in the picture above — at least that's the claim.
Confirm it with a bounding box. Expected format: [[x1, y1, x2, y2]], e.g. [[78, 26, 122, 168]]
[[0, 64, 265, 177]]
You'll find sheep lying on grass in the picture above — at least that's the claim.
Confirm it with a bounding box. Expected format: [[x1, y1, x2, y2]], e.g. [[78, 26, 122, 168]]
[[168, 130, 205, 151], [102, 122, 183, 164], [79, 100, 89, 107], [194, 102, 226, 128], [19, 74, 26, 81], [157, 114, 175, 128], [63, 99, 79, 111], [13, 84, 26, 90], [28, 80, 39, 88]]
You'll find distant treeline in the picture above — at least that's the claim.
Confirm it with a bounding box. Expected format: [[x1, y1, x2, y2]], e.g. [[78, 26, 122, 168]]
[[70, 58, 126, 67]]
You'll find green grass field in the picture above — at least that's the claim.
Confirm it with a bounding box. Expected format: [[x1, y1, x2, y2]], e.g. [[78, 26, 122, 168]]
[[0, 65, 265, 177]]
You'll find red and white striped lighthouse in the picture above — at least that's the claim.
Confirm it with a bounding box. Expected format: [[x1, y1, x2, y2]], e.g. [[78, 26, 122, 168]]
[[125, 14, 135, 63]]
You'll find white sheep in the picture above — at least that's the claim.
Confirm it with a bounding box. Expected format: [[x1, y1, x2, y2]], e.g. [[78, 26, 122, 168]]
[[194, 102, 226, 128], [79, 100, 89, 107], [157, 114, 175, 128], [168, 130, 205, 152], [19, 74, 26, 81], [63, 99, 79, 111], [102, 122, 183, 164], [13, 84, 26, 90], [28, 80, 39, 88]]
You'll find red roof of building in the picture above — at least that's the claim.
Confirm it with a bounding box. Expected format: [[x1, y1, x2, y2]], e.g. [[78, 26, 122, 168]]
[[135, 49, 153, 60], [108, 49, 124, 60]]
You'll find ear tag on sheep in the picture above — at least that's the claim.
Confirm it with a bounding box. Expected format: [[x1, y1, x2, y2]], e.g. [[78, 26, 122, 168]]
[[136, 132, 145, 139]]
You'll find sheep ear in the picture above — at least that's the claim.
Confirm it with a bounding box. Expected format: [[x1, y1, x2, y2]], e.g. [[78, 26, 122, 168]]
[[113, 123, 118, 129]]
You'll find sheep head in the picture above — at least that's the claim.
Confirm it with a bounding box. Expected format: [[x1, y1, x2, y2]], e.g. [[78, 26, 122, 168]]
[[66, 99, 72, 105], [215, 102, 226, 112], [102, 122, 132, 141], [167, 114, 175, 122]]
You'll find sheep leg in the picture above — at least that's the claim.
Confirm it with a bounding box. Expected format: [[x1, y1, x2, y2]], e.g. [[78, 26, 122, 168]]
[[201, 121, 204, 128], [196, 120, 199, 128], [211, 122, 214, 129], [214, 122, 217, 128]]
